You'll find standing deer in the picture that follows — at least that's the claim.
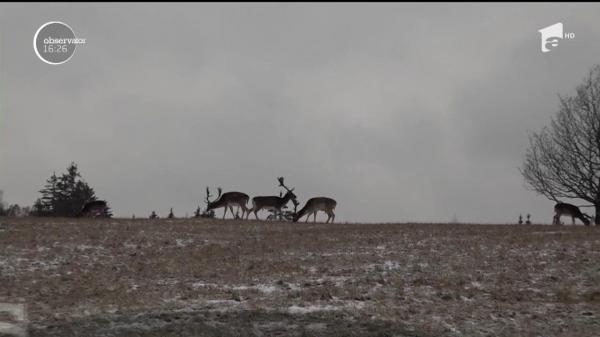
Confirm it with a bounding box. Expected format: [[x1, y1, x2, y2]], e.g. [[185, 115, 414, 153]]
[[206, 187, 250, 219], [553, 202, 591, 225], [248, 177, 298, 220], [293, 197, 337, 223]]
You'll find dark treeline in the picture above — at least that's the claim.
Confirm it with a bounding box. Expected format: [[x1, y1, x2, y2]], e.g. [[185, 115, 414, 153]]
[[31, 162, 111, 217]]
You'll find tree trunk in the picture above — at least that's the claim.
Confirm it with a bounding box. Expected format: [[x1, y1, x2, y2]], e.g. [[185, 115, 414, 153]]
[[595, 203, 600, 226]]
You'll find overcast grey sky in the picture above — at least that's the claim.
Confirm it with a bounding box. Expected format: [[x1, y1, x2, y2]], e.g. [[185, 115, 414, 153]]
[[1, 3, 599, 222]]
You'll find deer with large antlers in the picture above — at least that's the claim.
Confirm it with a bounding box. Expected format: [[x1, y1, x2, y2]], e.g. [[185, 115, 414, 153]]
[[248, 177, 299, 220], [206, 187, 250, 219], [553, 202, 591, 225], [293, 197, 337, 223]]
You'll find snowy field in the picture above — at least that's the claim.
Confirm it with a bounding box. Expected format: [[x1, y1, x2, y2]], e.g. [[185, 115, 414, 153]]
[[0, 218, 599, 336]]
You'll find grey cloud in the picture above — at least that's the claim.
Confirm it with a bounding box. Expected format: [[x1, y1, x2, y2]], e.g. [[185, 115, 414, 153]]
[[1, 3, 599, 222]]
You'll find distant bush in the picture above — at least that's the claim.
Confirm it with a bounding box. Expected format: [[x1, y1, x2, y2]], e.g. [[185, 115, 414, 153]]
[[0, 198, 31, 217]]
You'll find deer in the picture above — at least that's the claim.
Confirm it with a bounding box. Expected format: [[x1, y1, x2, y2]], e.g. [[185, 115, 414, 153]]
[[553, 202, 591, 226], [78, 200, 109, 218], [248, 177, 299, 220], [293, 197, 337, 223], [206, 187, 250, 219]]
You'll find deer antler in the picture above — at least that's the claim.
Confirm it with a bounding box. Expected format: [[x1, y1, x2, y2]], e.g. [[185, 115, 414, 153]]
[[277, 177, 294, 192], [217, 187, 222, 198], [205, 187, 212, 205]]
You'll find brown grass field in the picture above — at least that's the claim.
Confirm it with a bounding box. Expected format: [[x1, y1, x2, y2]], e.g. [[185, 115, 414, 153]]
[[0, 218, 599, 336]]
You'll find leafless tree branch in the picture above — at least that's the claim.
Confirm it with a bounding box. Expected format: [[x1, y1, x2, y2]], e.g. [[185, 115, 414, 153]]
[[521, 65, 600, 224]]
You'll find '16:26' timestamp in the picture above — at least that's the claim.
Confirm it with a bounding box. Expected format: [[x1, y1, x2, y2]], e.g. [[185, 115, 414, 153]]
[[44, 44, 68, 53]]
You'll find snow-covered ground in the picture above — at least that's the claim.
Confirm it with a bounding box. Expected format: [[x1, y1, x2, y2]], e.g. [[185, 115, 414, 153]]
[[0, 218, 599, 336]]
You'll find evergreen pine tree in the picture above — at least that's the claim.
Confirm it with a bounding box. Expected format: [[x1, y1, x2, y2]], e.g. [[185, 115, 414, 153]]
[[33, 162, 104, 217]]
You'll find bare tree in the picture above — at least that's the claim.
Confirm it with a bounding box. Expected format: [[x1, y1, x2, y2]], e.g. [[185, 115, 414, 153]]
[[521, 65, 600, 224]]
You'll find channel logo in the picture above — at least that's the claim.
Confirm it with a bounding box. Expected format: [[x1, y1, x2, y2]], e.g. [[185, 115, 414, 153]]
[[538, 22, 575, 53]]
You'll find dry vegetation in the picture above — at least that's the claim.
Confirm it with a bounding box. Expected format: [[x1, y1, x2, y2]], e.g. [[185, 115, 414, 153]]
[[0, 218, 599, 336]]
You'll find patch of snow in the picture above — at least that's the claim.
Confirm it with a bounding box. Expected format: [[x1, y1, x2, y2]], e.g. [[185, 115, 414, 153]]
[[385, 260, 402, 270], [175, 239, 193, 248], [532, 231, 569, 235], [287, 283, 301, 291], [287, 301, 365, 314], [287, 305, 340, 314], [193, 282, 281, 294], [470, 281, 483, 289], [76, 244, 99, 251], [255, 285, 278, 294], [191, 282, 212, 288], [204, 299, 241, 305], [156, 279, 179, 286], [364, 260, 402, 272]]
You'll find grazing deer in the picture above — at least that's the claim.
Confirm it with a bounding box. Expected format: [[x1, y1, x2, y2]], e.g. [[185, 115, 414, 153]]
[[293, 197, 337, 223], [553, 202, 591, 225], [249, 190, 297, 220], [79, 200, 110, 218], [248, 177, 298, 220], [207, 188, 250, 219]]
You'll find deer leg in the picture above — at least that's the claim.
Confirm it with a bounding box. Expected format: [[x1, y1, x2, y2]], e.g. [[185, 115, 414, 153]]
[[572, 216, 576, 225], [326, 211, 333, 223], [252, 206, 259, 220], [222, 206, 227, 219], [555, 214, 562, 225], [242, 205, 249, 219], [313, 212, 317, 223], [305, 213, 309, 222], [229, 205, 236, 219]]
